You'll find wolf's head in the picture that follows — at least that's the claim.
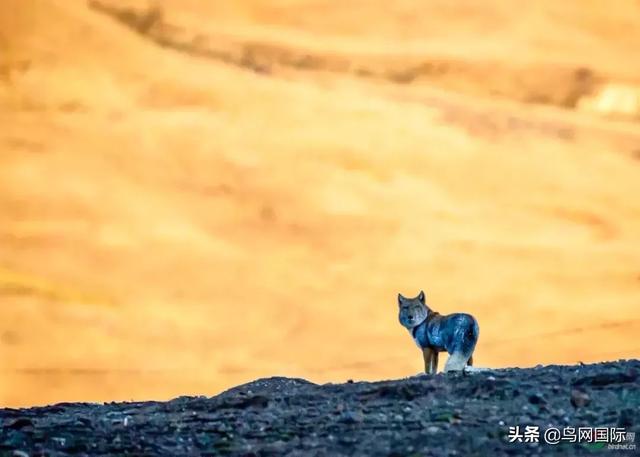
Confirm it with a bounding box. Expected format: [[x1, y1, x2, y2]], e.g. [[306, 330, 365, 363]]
[[398, 290, 429, 329]]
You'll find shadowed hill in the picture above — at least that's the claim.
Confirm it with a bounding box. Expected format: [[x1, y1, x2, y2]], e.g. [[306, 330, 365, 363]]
[[1, 360, 639, 455], [1, 0, 640, 407], [88, 0, 640, 113]]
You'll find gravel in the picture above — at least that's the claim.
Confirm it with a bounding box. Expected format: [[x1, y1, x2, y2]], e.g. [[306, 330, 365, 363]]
[[2, 360, 639, 456]]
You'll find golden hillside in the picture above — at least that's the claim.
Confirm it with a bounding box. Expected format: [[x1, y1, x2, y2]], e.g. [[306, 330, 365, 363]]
[[1, 0, 639, 407]]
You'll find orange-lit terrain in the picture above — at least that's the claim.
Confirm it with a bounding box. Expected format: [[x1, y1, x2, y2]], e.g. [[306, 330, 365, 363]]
[[1, 0, 639, 407]]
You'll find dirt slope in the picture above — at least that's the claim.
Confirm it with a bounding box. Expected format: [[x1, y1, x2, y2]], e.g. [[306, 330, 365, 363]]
[[1, 360, 638, 455], [1, 0, 639, 407]]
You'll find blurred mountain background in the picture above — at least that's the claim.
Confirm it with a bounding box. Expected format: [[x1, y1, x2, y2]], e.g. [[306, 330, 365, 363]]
[[1, 0, 639, 406]]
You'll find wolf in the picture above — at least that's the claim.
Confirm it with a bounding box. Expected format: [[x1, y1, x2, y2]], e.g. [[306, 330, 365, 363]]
[[398, 290, 479, 374]]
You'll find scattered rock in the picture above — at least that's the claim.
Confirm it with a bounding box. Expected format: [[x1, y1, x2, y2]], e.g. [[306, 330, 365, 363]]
[[219, 394, 269, 409], [617, 408, 635, 427], [528, 393, 546, 405], [1, 360, 638, 456], [572, 371, 638, 388], [340, 410, 364, 424], [365, 383, 426, 401], [570, 389, 591, 408], [6, 418, 33, 430]]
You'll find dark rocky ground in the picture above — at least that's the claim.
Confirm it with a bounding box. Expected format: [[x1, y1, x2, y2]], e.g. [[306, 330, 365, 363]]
[[1, 360, 639, 456]]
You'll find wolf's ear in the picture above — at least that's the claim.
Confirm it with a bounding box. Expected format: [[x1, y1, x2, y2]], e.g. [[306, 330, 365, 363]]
[[397, 293, 404, 306], [418, 290, 425, 304]]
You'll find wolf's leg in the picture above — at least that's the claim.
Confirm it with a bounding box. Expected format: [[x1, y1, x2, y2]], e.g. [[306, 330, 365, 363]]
[[431, 351, 439, 374], [422, 348, 436, 374], [444, 352, 468, 372]]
